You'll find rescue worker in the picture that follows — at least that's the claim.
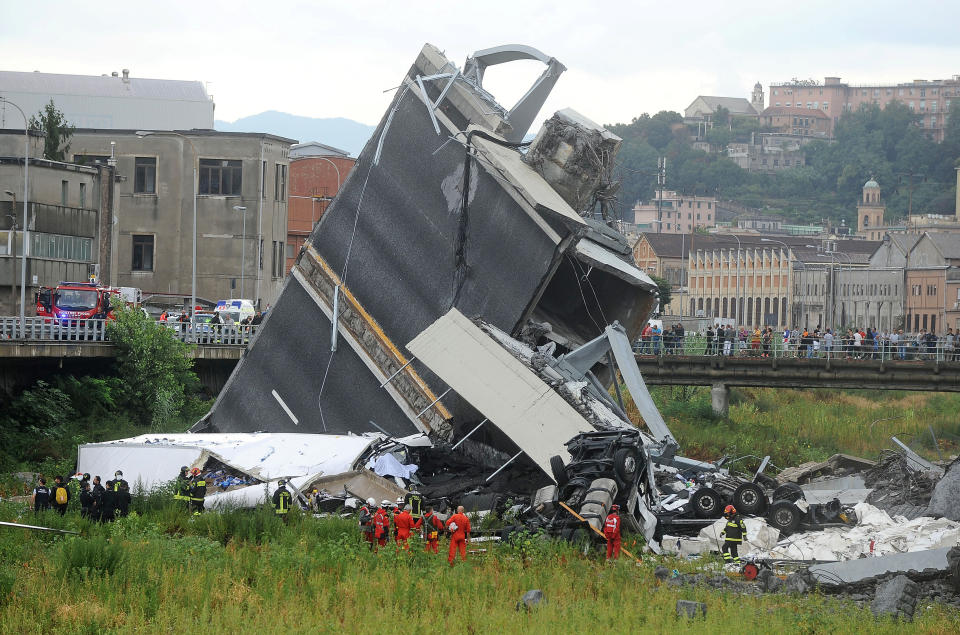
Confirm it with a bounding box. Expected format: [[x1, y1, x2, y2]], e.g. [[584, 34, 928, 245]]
[[358, 497, 376, 549], [115, 479, 131, 517], [445, 505, 471, 565], [189, 468, 207, 515], [721, 504, 746, 564], [393, 503, 415, 551], [174, 466, 191, 510], [603, 504, 622, 561], [31, 477, 51, 513], [373, 500, 391, 551], [100, 480, 117, 522], [51, 475, 70, 516], [272, 480, 293, 521], [79, 481, 94, 519], [391, 502, 401, 545], [404, 490, 424, 523], [91, 476, 105, 522], [113, 470, 129, 492], [414, 506, 444, 554]]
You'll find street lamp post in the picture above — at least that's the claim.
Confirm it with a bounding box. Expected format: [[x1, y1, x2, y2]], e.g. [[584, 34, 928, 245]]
[[234, 206, 247, 298], [136, 131, 198, 333], [0, 98, 29, 338], [730, 234, 741, 327], [4, 191, 17, 313]]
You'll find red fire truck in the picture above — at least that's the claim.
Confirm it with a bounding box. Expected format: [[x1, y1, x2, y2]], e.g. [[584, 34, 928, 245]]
[[35, 282, 121, 322]]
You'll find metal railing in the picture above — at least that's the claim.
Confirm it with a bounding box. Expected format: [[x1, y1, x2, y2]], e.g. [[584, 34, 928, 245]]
[[634, 333, 960, 362], [0, 316, 258, 346]]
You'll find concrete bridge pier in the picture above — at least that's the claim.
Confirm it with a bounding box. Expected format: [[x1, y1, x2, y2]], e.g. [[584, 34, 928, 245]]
[[711, 382, 729, 417]]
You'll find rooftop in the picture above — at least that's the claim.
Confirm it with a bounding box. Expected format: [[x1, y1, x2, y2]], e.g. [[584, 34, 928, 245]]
[[0, 70, 211, 102]]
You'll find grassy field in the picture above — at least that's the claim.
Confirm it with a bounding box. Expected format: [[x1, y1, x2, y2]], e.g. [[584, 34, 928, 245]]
[[1, 501, 958, 634], [635, 386, 960, 472]]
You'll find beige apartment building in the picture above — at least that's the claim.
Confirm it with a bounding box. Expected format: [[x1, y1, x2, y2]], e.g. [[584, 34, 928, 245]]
[[632, 190, 717, 234], [768, 76, 960, 142]]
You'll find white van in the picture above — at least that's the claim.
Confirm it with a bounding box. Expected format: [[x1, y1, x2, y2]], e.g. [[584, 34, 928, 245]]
[[215, 298, 255, 323]]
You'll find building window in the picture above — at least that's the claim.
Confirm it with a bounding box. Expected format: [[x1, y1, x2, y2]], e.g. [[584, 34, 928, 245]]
[[132, 235, 154, 271], [79, 183, 86, 208], [134, 157, 157, 194], [261, 161, 267, 199], [274, 163, 287, 201], [199, 159, 242, 195], [271, 240, 285, 278], [61, 180, 68, 206], [30, 232, 92, 261]]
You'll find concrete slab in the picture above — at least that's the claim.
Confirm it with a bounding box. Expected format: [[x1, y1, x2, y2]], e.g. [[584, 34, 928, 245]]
[[809, 546, 954, 586]]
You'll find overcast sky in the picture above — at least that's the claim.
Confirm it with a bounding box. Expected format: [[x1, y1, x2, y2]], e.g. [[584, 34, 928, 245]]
[[3, 0, 959, 127]]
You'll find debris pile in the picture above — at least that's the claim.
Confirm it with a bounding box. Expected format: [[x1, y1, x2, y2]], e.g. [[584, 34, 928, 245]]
[[864, 450, 941, 519]]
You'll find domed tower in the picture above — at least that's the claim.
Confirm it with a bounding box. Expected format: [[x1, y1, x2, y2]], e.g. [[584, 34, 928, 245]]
[[857, 177, 885, 239], [751, 82, 764, 113]]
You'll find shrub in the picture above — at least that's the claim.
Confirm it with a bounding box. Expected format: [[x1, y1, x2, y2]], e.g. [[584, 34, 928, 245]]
[[56, 536, 125, 579]]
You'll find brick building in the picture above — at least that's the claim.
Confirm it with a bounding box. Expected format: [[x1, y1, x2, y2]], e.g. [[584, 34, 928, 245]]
[[287, 142, 355, 273]]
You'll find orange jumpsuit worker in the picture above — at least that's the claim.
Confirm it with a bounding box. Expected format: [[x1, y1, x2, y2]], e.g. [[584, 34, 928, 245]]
[[445, 505, 471, 565], [414, 507, 444, 554], [393, 505, 415, 551], [603, 504, 622, 560], [373, 500, 391, 551]]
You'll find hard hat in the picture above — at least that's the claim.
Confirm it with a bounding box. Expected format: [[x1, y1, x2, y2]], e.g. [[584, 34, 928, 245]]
[[381, 500, 391, 507], [367, 497, 376, 507], [180, 466, 188, 472], [278, 479, 286, 486], [396, 496, 404, 504], [610, 504, 620, 511], [724, 504, 737, 517], [115, 470, 123, 478], [82, 473, 90, 481], [191, 468, 201, 476]]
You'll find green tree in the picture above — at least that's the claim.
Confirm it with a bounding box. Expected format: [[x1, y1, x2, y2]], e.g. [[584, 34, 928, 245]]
[[106, 301, 199, 427], [650, 275, 672, 313], [29, 99, 75, 162]]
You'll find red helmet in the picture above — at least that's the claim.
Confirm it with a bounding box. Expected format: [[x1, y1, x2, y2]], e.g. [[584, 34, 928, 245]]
[[191, 468, 201, 476], [610, 504, 620, 511], [724, 504, 737, 517]]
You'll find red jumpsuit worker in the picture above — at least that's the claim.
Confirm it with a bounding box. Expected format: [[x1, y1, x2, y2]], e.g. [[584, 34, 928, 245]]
[[373, 500, 391, 551], [393, 506, 415, 551], [603, 504, 622, 561], [445, 505, 471, 565], [414, 507, 444, 554]]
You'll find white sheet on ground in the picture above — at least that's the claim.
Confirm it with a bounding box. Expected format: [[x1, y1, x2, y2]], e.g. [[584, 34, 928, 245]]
[[205, 475, 318, 510], [366, 454, 419, 479], [744, 502, 960, 561]]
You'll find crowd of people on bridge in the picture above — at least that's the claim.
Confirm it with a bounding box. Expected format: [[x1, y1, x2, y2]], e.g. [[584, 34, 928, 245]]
[[636, 323, 960, 361]]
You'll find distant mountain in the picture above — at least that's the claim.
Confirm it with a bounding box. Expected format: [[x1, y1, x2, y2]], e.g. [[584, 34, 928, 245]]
[[215, 111, 375, 157]]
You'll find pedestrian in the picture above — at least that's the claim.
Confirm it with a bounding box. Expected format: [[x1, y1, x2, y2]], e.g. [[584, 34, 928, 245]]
[[720, 505, 746, 564], [823, 329, 834, 357], [51, 475, 70, 516], [31, 477, 51, 513], [723, 325, 733, 356], [946, 329, 955, 362], [651, 323, 662, 355], [415, 506, 444, 554], [79, 481, 94, 519], [705, 325, 715, 355], [853, 328, 863, 359], [373, 500, 391, 551], [639, 322, 651, 354], [603, 503, 622, 561], [174, 466, 191, 510], [251, 311, 263, 326], [359, 497, 377, 549], [761, 327, 771, 358], [113, 470, 129, 492], [189, 468, 206, 515], [393, 503, 415, 551], [445, 505, 472, 565], [272, 480, 293, 521]]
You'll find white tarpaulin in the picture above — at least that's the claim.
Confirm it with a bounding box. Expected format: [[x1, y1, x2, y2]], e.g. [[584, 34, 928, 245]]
[[366, 454, 419, 480], [745, 502, 960, 562], [77, 433, 378, 493], [661, 517, 780, 557], [205, 475, 319, 510]]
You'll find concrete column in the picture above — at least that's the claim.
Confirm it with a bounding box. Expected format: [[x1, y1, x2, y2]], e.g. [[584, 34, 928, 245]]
[[711, 382, 729, 416]]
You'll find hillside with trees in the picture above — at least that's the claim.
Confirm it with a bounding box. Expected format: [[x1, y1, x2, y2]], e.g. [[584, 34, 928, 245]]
[[608, 102, 960, 224]]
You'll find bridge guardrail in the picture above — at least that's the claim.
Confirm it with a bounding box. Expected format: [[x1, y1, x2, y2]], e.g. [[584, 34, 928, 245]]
[[634, 333, 960, 362], [0, 316, 258, 346]]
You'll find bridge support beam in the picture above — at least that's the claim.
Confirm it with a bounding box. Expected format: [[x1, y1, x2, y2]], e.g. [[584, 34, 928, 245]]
[[711, 382, 729, 417]]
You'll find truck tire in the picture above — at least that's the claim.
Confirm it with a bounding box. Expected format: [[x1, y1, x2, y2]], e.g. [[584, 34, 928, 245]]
[[733, 482, 767, 516], [692, 487, 722, 518], [613, 448, 640, 484], [755, 473, 778, 490], [550, 455, 568, 486], [772, 483, 804, 504], [768, 500, 801, 534]]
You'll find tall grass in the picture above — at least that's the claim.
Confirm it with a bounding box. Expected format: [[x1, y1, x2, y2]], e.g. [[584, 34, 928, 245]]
[[1, 502, 957, 633]]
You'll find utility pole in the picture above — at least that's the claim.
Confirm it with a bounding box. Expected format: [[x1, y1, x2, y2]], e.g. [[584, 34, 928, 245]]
[[656, 157, 666, 234]]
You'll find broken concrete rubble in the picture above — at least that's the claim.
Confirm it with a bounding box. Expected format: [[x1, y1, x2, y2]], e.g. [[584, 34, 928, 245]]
[[871, 575, 920, 621], [926, 458, 960, 521]]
